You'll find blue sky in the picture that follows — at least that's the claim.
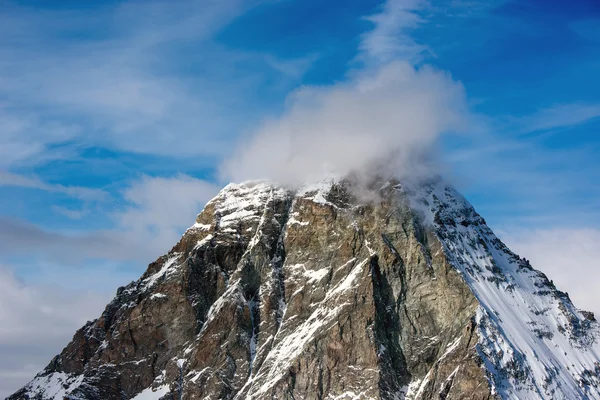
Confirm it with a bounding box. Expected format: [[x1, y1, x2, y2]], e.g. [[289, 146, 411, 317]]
[[1, 0, 600, 395]]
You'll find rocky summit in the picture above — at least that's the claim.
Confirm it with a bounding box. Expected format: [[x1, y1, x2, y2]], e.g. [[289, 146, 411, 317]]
[[9, 178, 600, 400]]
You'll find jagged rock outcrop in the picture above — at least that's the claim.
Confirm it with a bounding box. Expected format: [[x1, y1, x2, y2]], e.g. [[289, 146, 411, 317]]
[[9, 178, 600, 399]]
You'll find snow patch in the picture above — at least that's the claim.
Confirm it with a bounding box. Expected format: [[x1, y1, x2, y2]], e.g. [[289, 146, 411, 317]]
[[439, 336, 461, 361], [195, 234, 214, 249], [130, 384, 170, 400], [188, 222, 211, 231], [298, 179, 336, 206], [243, 258, 368, 398], [21, 372, 84, 399], [142, 255, 180, 289]]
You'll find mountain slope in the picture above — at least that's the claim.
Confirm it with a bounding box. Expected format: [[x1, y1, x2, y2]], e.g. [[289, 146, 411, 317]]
[[9, 179, 600, 400]]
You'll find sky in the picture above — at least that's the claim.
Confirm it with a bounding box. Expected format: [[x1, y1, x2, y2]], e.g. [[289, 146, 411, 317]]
[[1, 0, 600, 396]]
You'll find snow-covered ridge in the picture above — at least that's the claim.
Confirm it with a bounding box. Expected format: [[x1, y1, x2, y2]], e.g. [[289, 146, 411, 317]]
[[183, 179, 337, 237], [404, 180, 600, 399], [16, 372, 84, 400]]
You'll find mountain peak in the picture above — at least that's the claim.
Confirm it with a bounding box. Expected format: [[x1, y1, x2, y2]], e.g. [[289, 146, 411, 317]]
[[9, 179, 600, 399]]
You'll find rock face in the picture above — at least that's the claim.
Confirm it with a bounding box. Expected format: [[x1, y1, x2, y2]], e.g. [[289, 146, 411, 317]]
[[9, 179, 600, 400]]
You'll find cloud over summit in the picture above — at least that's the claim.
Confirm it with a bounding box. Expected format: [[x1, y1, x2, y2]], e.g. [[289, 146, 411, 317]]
[[222, 61, 469, 186]]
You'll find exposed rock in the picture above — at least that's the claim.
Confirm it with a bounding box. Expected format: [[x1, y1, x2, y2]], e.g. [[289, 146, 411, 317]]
[[9, 178, 600, 400]]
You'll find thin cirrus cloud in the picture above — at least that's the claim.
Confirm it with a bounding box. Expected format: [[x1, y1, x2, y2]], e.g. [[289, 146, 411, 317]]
[[0, 111, 81, 169], [0, 0, 310, 168], [0, 171, 108, 201], [514, 103, 600, 133], [50, 206, 89, 221], [357, 0, 429, 66]]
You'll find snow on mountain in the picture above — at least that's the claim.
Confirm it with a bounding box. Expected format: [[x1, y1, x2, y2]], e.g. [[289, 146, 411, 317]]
[[404, 181, 600, 399], [8, 178, 600, 400]]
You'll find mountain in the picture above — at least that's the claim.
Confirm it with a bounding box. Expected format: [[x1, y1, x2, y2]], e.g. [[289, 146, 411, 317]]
[[8, 178, 600, 400]]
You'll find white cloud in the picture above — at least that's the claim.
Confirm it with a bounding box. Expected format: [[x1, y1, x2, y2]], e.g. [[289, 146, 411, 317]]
[[0, 1, 234, 161], [0, 0, 308, 168], [358, 0, 429, 66], [118, 175, 219, 230], [499, 228, 600, 319], [222, 61, 469, 186], [221, 0, 481, 187], [0, 266, 110, 398], [0, 268, 108, 345], [0, 175, 220, 265], [356, 0, 511, 68], [0, 111, 80, 168], [114, 175, 220, 257], [0, 171, 108, 201]]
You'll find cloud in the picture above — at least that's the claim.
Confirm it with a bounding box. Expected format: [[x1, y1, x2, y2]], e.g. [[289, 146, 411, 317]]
[[358, 0, 429, 66], [0, 268, 108, 346], [356, 0, 512, 68], [515, 103, 600, 133], [0, 111, 80, 168], [114, 175, 220, 254], [0, 1, 233, 161], [0, 171, 108, 201], [0, 175, 220, 265], [51, 206, 88, 220], [0, 266, 110, 398], [262, 53, 320, 80], [0, 0, 308, 168], [222, 61, 469, 186], [443, 102, 600, 229], [221, 0, 483, 187], [0, 218, 131, 264], [499, 228, 600, 319]]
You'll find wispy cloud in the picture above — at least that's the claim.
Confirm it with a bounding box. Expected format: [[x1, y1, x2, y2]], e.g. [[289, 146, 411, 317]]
[[444, 99, 600, 229], [356, 0, 510, 67], [0, 111, 80, 168], [447, 128, 600, 228], [0, 174, 219, 265], [262, 53, 320, 80], [358, 0, 429, 66], [0, 171, 108, 201], [50, 206, 88, 220], [515, 103, 600, 133], [0, 0, 310, 168], [115, 174, 220, 249]]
